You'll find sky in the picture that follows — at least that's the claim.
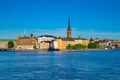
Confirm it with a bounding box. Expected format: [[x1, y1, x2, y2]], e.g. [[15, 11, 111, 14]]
[[0, 0, 120, 39]]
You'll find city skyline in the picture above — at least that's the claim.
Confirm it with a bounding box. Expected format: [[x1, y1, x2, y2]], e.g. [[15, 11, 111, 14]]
[[0, 0, 120, 39]]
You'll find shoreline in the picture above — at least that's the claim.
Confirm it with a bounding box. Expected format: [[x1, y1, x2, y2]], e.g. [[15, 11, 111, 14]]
[[58, 49, 109, 52], [0, 48, 115, 52]]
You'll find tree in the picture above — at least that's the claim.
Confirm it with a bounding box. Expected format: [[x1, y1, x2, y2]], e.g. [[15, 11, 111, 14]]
[[8, 41, 14, 48], [78, 36, 81, 39], [73, 44, 86, 49], [66, 44, 73, 49], [66, 44, 86, 50], [88, 42, 99, 49]]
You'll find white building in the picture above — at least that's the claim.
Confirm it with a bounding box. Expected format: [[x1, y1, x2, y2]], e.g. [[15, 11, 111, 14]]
[[37, 35, 57, 49], [74, 40, 82, 44], [37, 35, 56, 43], [51, 40, 58, 49]]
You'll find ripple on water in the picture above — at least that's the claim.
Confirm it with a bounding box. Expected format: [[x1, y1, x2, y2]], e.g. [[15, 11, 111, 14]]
[[0, 50, 120, 80]]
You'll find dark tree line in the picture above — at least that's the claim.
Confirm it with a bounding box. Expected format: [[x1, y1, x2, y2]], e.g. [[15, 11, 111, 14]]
[[66, 44, 87, 49], [66, 42, 99, 49]]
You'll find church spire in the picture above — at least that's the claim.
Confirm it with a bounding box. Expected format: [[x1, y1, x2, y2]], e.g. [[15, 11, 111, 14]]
[[68, 17, 71, 30], [67, 17, 72, 39], [17, 33, 20, 40]]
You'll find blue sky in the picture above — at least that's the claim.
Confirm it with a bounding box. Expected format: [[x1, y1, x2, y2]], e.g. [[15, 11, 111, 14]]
[[0, 0, 120, 39]]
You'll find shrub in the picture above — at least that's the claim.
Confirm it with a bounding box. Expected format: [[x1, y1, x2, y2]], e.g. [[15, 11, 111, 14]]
[[8, 41, 14, 48]]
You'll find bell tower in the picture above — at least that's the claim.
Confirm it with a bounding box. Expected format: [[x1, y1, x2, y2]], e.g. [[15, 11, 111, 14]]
[[67, 17, 72, 38]]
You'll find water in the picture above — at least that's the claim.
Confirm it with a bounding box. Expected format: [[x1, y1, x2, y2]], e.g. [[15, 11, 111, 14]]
[[0, 50, 120, 80]]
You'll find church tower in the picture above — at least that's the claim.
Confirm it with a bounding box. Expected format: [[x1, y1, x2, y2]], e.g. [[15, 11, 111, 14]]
[[67, 17, 72, 38]]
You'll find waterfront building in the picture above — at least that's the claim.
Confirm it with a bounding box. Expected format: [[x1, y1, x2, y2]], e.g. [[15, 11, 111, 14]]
[[0, 39, 16, 50], [16, 34, 37, 50], [51, 40, 58, 49], [37, 35, 56, 43], [56, 38, 89, 50], [99, 42, 109, 49], [110, 41, 120, 48], [81, 39, 89, 46], [39, 41, 51, 50], [37, 35, 56, 50], [98, 40, 115, 49], [57, 38, 75, 50]]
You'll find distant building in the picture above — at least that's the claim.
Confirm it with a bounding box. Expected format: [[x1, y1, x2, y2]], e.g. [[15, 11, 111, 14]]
[[0, 39, 16, 49], [39, 41, 51, 50], [98, 40, 115, 49], [37, 35, 56, 43], [57, 38, 75, 50], [99, 42, 109, 49], [37, 35, 56, 50], [56, 38, 89, 50], [16, 34, 37, 50], [51, 40, 58, 50], [110, 41, 120, 48]]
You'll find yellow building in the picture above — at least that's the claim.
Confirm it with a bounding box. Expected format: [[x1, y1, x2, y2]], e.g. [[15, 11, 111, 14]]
[[57, 38, 89, 50], [82, 39, 89, 46], [57, 39, 75, 50]]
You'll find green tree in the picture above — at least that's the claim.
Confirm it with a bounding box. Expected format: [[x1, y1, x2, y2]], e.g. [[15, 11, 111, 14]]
[[8, 41, 14, 48], [66, 44, 73, 49], [73, 44, 86, 49], [66, 44, 86, 50], [88, 42, 99, 49]]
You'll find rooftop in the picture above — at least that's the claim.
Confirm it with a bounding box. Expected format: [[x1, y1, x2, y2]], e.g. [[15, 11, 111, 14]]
[[37, 35, 57, 38]]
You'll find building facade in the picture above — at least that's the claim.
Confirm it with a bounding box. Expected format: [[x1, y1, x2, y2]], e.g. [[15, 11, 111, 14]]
[[37, 35, 56, 50], [37, 35, 56, 43], [51, 40, 58, 49], [110, 41, 120, 48], [16, 34, 37, 50], [56, 38, 89, 50], [0, 39, 16, 49]]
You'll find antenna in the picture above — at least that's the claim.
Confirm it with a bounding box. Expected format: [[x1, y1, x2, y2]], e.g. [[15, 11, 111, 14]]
[[90, 31, 93, 39], [91, 32, 93, 38], [24, 30, 26, 36]]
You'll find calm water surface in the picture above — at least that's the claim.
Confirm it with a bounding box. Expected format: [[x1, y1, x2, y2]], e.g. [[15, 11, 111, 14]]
[[0, 50, 120, 80]]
